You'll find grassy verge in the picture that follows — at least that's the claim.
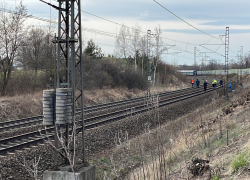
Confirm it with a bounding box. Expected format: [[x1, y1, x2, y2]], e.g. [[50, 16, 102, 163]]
[[0, 86, 186, 121], [91, 77, 250, 179], [232, 151, 250, 173]]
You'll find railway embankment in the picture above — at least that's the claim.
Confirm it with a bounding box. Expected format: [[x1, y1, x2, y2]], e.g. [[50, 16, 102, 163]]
[[85, 86, 226, 156], [92, 79, 250, 179], [0, 84, 226, 179]]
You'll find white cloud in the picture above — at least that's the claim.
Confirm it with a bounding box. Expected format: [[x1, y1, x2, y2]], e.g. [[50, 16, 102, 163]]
[[82, 0, 92, 6], [140, 10, 148, 17], [8, 0, 250, 65]]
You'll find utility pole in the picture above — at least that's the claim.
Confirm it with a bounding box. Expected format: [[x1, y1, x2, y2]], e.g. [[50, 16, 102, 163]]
[[237, 50, 240, 83], [220, 27, 229, 97], [147, 30, 151, 97], [49, 0, 85, 168], [194, 47, 196, 79], [240, 46, 243, 84], [225, 27, 229, 98], [135, 28, 137, 72], [141, 38, 144, 76]]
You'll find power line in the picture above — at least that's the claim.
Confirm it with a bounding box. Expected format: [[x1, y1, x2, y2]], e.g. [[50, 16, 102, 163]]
[[52, 0, 239, 57], [96, 43, 115, 47], [152, 0, 220, 40], [0, 8, 57, 24], [163, 53, 195, 60], [0, 5, 235, 60], [47, 0, 226, 49], [200, 45, 224, 57], [169, 43, 225, 59]]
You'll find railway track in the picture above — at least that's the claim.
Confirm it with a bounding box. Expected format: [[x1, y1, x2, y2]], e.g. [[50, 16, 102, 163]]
[[0, 85, 222, 155], [0, 87, 195, 132]]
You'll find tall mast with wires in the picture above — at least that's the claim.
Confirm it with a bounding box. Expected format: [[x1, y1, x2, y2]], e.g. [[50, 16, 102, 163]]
[[240, 46, 243, 84], [52, 0, 85, 167], [225, 27, 229, 98], [194, 47, 196, 79], [147, 30, 151, 97]]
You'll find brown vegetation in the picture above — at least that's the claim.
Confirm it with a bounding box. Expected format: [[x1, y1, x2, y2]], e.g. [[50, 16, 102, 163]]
[[91, 75, 250, 180]]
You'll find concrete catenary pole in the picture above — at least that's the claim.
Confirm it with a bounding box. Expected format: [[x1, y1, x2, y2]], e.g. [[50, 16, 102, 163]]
[[194, 47, 196, 79], [240, 46, 243, 84], [225, 27, 229, 99], [147, 30, 151, 97]]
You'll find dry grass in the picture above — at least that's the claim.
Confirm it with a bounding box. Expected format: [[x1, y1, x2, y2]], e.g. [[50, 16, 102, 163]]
[[122, 78, 250, 180], [83, 85, 187, 106], [91, 75, 250, 180], [0, 85, 187, 121], [0, 91, 43, 120]]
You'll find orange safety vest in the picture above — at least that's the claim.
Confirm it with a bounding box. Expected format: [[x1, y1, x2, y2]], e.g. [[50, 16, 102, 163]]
[[191, 79, 194, 83]]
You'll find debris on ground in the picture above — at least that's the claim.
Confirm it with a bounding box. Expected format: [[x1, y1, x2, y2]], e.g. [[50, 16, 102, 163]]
[[187, 157, 210, 176]]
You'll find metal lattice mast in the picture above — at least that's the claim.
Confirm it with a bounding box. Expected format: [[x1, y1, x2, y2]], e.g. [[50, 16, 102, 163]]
[[240, 46, 243, 83], [225, 27, 229, 98], [55, 0, 85, 166], [147, 30, 151, 97], [237, 50, 240, 83], [194, 47, 196, 79]]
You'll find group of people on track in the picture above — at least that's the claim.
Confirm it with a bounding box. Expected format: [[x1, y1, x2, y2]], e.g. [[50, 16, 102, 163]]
[[191, 79, 200, 88], [191, 78, 233, 92]]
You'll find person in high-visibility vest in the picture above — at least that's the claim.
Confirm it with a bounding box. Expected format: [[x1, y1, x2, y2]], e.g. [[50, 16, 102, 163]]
[[212, 79, 217, 88], [191, 79, 194, 88]]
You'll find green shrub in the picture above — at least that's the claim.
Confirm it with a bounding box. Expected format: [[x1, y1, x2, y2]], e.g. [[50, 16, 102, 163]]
[[82, 58, 147, 90], [98, 158, 111, 165], [232, 151, 250, 173], [123, 69, 147, 90], [211, 175, 220, 180]]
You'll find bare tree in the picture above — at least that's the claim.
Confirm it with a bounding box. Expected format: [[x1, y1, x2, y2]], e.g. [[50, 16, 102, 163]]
[[17, 156, 41, 180], [206, 60, 218, 70], [0, 1, 28, 95], [244, 53, 250, 68], [43, 21, 57, 77], [139, 36, 147, 75], [19, 28, 46, 73], [115, 24, 131, 68], [130, 23, 141, 71], [39, 125, 80, 180], [152, 25, 167, 86]]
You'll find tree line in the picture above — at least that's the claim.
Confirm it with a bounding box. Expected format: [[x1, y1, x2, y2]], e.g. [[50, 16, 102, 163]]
[[114, 23, 171, 86], [0, 2, 187, 96]]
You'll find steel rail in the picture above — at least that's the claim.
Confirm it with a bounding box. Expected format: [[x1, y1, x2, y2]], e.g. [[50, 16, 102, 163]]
[[0, 86, 221, 155], [0, 87, 194, 132]]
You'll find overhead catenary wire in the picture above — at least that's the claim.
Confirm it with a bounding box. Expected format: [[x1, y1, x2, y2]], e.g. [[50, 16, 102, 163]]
[[0, 8, 57, 24], [152, 0, 220, 40], [200, 45, 225, 57], [219, 36, 237, 55], [51, 0, 240, 59], [0, 8, 224, 60], [50, 0, 221, 47], [163, 53, 197, 60], [1, 4, 236, 62], [3, 2, 222, 53]]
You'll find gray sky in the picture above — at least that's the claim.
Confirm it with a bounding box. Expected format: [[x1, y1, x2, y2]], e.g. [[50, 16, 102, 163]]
[[6, 0, 250, 65]]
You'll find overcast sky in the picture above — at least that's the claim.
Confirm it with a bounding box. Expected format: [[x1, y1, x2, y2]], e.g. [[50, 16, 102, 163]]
[[6, 0, 250, 65]]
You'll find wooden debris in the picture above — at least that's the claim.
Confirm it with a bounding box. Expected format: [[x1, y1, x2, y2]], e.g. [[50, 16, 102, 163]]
[[187, 157, 210, 176]]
